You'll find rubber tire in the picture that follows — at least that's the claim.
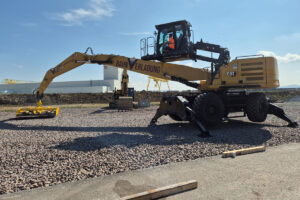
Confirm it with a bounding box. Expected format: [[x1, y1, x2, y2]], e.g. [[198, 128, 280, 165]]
[[246, 93, 268, 122], [169, 114, 183, 121], [192, 92, 225, 126]]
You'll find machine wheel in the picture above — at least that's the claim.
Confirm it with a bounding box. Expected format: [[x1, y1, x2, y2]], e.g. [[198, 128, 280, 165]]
[[193, 92, 225, 126], [169, 114, 183, 121], [246, 93, 268, 122]]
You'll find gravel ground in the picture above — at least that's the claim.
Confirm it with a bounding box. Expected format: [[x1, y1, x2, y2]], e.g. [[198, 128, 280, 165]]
[[0, 103, 299, 194]]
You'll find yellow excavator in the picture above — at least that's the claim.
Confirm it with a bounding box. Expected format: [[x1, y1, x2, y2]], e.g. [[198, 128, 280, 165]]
[[109, 69, 135, 109], [16, 20, 298, 136]]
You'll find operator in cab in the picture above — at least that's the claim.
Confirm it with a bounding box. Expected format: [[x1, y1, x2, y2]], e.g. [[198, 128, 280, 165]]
[[168, 33, 175, 50]]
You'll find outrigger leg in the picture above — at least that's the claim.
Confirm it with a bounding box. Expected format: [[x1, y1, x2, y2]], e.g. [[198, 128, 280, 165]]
[[150, 96, 210, 137], [268, 103, 298, 128]]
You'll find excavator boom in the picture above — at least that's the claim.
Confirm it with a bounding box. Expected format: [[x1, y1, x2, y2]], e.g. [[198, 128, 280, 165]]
[[16, 51, 210, 118], [35, 52, 210, 100]]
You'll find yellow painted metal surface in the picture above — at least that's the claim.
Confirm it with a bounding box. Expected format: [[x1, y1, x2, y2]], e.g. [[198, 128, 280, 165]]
[[147, 76, 170, 91], [16, 51, 279, 118], [36, 52, 210, 97], [32, 52, 279, 97], [202, 56, 279, 90], [16, 100, 59, 118]]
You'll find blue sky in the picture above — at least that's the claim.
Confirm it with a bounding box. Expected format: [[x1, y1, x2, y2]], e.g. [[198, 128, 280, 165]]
[[0, 0, 300, 90]]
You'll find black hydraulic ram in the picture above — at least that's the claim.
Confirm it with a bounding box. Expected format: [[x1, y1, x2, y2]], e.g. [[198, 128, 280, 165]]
[[268, 103, 299, 127], [177, 96, 211, 137], [150, 95, 210, 137]]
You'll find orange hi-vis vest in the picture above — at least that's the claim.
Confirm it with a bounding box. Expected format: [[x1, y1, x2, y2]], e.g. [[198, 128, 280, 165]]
[[169, 37, 175, 49]]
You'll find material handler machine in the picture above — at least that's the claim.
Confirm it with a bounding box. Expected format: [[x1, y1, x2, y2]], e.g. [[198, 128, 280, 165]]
[[16, 20, 298, 136]]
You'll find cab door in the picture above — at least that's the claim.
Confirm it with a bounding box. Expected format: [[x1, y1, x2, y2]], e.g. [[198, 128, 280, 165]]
[[221, 61, 238, 85]]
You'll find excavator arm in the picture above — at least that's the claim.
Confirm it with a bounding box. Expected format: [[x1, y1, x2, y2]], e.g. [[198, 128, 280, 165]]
[[16, 50, 210, 118], [120, 69, 129, 97], [36, 52, 210, 100]]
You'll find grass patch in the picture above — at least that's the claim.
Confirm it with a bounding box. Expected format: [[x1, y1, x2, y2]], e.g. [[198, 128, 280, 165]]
[[150, 102, 160, 106]]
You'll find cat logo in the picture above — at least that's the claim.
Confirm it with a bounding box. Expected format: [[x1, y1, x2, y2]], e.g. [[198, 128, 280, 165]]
[[227, 71, 236, 77]]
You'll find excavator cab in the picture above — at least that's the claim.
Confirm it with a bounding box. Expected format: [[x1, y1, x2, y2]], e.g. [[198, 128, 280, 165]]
[[141, 20, 230, 81], [141, 20, 193, 62]]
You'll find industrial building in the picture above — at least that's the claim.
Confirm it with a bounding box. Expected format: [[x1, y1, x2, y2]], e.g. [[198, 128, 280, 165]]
[[0, 65, 123, 94]]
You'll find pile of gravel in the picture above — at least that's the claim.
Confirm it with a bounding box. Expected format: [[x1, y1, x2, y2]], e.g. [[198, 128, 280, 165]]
[[0, 103, 299, 194]]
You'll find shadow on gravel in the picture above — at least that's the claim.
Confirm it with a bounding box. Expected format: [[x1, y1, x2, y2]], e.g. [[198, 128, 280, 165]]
[[90, 107, 111, 114], [51, 120, 273, 152], [0, 118, 274, 151]]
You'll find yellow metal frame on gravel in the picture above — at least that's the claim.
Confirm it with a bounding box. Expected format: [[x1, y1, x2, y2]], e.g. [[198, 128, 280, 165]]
[[16, 100, 59, 118]]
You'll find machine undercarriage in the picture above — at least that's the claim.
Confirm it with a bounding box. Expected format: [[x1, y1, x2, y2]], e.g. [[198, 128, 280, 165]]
[[150, 91, 298, 137]]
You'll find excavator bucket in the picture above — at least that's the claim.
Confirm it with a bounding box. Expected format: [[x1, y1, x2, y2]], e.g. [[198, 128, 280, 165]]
[[16, 101, 59, 118], [117, 97, 133, 110]]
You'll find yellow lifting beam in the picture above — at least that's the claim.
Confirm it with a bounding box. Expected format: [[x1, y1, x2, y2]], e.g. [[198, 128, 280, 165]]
[[146, 76, 170, 91]]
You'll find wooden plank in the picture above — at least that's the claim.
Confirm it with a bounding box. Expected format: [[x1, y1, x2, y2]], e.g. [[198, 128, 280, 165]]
[[222, 145, 266, 158], [121, 180, 197, 200]]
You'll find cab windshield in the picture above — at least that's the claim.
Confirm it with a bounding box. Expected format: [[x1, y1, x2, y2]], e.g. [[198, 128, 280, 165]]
[[158, 25, 185, 54], [158, 28, 172, 54]]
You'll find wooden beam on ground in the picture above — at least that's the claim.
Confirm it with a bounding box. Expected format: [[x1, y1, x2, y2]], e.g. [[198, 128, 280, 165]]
[[222, 145, 266, 158], [121, 180, 197, 200]]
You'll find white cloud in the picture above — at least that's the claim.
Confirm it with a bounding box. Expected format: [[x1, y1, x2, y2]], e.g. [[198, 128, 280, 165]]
[[258, 50, 300, 63], [119, 32, 151, 36], [50, 0, 115, 26]]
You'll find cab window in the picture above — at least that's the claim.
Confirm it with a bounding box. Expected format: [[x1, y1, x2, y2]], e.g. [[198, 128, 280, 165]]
[[175, 25, 184, 50], [158, 28, 174, 54]]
